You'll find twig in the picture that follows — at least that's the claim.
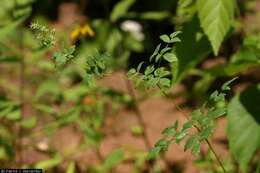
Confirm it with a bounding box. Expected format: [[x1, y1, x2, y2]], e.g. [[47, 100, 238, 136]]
[[124, 78, 172, 173], [158, 86, 227, 173], [124, 78, 151, 149]]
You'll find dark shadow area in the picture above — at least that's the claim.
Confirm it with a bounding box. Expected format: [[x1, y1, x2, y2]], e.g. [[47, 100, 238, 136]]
[[240, 85, 260, 124]]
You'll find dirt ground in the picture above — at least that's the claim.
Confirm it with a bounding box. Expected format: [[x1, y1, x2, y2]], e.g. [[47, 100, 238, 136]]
[[21, 71, 230, 173]]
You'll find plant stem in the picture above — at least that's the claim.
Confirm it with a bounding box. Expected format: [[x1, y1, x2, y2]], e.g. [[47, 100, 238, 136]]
[[124, 78, 151, 149], [124, 78, 172, 173], [158, 86, 227, 173], [205, 140, 228, 173]]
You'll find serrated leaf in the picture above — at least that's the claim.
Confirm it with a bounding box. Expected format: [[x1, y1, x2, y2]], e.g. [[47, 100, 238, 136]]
[[175, 130, 187, 143], [208, 107, 226, 118], [67, 45, 76, 55], [182, 122, 192, 131], [160, 34, 171, 43], [197, 0, 236, 55], [159, 78, 171, 88], [227, 86, 260, 172], [163, 53, 178, 63], [144, 65, 155, 75], [154, 67, 170, 77], [155, 139, 170, 151], [162, 125, 176, 136], [191, 140, 200, 155], [146, 77, 160, 88], [200, 127, 213, 139], [184, 136, 197, 151], [191, 109, 203, 121], [147, 147, 160, 160]]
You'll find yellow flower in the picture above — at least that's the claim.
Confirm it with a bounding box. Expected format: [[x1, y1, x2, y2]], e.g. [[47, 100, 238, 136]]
[[70, 24, 95, 40], [81, 24, 95, 37], [70, 26, 81, 40]]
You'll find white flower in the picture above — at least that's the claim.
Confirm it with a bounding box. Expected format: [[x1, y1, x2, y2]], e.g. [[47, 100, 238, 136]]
[[121, 20, 144, 41]]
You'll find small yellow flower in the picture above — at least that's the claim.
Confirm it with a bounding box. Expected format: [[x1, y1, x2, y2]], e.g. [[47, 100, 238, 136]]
[[81, 24, 95, 37], [70, 26, 81, 40], [70, 24, 95, 40]]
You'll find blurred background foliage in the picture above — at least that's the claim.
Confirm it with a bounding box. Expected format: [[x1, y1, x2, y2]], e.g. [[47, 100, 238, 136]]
[[0, 0, 259, 173]]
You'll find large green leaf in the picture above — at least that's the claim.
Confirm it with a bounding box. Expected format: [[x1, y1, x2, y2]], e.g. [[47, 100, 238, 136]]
[[110, 0, 135, 22], [197, 0, 236, 55], [0, 15, 28, 40], [227, 85, 260, 172]]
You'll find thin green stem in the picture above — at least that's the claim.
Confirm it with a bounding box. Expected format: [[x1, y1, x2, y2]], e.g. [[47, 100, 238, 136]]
[[158, 85, 227, 173], [206, 140, 228, 173]]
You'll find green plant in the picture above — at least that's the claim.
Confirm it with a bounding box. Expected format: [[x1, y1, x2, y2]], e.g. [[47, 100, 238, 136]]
[[0, 0, 260, 172]]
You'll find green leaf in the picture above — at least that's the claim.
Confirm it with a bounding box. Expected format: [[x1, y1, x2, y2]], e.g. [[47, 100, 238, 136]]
[[160, 47, 172, 55], [53, 52, 67, 68], [200, 127, 213, 139], [20, 116, 37, 129], [170, 31, 182, 39], [182, 122, 192, 130], [197, 0, 236, 55], [97, 148, 124, 173], [227, 86, 260, 172], [155, 139, 170, 152], [221, 77, 238, 91], [175, 130, 187, 143], [191, 140, 200, 155], [146, 77, 160, 88], [6, 109, 21, 121], [170, 37, 181, 43], [34, 156, 62, 169], [160, 35, 171, 43], [208, 107, 226, 118], [139, 11, 170, 20], [66, 162, 75, 173], [0, 15, 28, 40], [154, 67, 170, 77], [184, 136, 197, 151], [137, 61, 144, 72], [174, 17, 211, 83], [147, 147, 160, 160], [130, 125, 144, 135], [150, 44, 161, 61], [159, 78, 171, 88], [127, 68, 136, 76], [163, 53, 178, 63], [110, 0, 135, 22], [162, 122, 178, 136], [144, 65, 155, 75]]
